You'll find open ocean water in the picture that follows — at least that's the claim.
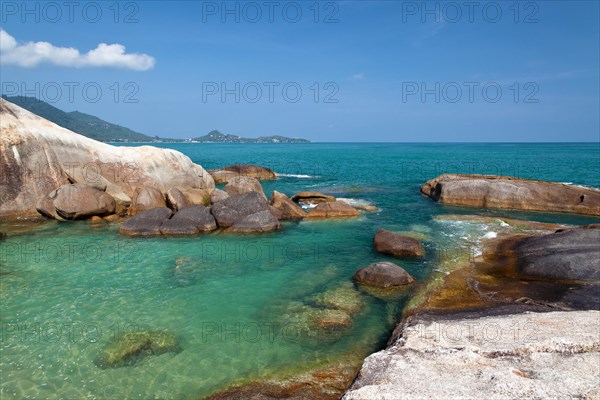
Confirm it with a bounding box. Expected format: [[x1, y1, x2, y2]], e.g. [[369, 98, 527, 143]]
[[1, 143, 599, 399]]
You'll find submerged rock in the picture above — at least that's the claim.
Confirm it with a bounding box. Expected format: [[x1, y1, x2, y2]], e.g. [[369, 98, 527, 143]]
[[421, 174, 600, 216], [291, 191, 336, 205], [305, 201, 360, 219], [374, 229, 424, 258], [209, 164, 277, 183], [315, 284, 364, 314], [119, 208, 173, 237], [353, 262, 414, 289], [211, 191, 280, 233], [37, 184, 116, 220], [95, 330, 179, 368], [224, 176, 267, 200], [271, 190, 306, 220]]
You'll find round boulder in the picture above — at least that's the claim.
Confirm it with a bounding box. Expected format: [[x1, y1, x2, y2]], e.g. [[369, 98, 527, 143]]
[[374, 229, 425, 258], [353, 261, 415, 289], [50, 184, 116, 220], [129, 187, 166, 215], [224, 176, 267, 200]]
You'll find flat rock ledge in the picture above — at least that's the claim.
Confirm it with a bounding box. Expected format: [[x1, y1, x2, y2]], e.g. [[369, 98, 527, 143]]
[[343, 310, 600, 400], [421, 174, 600, 216]]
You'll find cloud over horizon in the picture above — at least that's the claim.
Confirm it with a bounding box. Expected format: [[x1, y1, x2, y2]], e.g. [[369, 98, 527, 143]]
[[0, 29, 155, 71]]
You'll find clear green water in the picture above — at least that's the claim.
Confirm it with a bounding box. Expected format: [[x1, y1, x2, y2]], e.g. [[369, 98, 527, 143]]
[[1, 143, 599, 399]]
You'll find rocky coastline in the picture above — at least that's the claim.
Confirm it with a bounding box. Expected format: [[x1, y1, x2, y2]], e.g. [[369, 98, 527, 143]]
[[1, 97, 599, 399]]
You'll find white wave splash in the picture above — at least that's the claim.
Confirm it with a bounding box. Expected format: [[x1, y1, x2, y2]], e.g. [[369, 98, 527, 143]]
[[276, 173, 320, 179]]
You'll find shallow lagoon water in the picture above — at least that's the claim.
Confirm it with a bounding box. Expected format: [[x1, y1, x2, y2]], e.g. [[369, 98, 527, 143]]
[[1, 143, 599, 398]]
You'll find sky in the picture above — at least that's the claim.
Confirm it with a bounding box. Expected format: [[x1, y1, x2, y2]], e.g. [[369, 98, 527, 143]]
[[1, 0, 599, 142]]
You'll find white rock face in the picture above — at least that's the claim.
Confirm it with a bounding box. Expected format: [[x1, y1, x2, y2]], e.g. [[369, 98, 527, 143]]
[[344, 310, 600, 400], [0, 98, 214, 219]]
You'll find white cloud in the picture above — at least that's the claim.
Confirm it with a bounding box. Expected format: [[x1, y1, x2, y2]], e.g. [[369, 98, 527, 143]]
[[352, 73, 365, 80], [0, 29, 155, 71]]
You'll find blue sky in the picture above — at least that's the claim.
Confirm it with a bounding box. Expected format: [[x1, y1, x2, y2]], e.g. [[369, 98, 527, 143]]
[[1, 1, 598, 141]]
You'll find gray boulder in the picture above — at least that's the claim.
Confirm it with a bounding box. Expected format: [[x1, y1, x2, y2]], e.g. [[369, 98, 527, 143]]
[[510, 227, 600, 281], [211, 191, 280, 233], [119, 208, 172, 237], [210, 188, 230, 204], [160, 205, 217, 236]]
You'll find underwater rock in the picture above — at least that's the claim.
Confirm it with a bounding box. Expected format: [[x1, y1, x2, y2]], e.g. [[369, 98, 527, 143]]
[[315, 284, 364, 314], [374, 229, 424, 258], [95, 330, 179, 368]]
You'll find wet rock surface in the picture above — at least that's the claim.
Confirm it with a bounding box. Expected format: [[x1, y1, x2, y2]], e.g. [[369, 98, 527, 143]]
[[373, 229, 424, 258], [95, 330, 180, 369], [353, 262, 415, 289], [305, 201, 360, 219]]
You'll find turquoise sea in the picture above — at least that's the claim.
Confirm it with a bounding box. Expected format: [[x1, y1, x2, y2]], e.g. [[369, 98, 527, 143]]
[[1, 143, 599, 399]]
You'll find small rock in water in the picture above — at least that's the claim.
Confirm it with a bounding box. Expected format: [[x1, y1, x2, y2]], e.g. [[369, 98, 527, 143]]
[[353, 261, 415, 289], [314, 284, 364, 314], [95, 330, 179, 369], [374, 229, 425, 258]]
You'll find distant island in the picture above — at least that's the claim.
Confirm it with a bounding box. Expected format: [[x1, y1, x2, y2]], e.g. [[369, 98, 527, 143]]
[[190, 130, 309, 143], [1, 96, 310, 144]]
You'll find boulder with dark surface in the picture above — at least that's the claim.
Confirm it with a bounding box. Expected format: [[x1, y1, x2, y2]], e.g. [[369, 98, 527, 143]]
[[211, 191, 280, 233], [209, 164, 277, 183], [291, 191, 336, 205], [421, 174, 600, 216], [271, 190, 306, 220], [160, 205, 217, 236], [128, 187, 166, 215], [119, 208, 172, 237], [374, 229, 425, 258], [492, 226, 600, 281], [353, 262, 414, 289], [36, 184, 116, 220], [305, 201, 360, 219], [224, 176, 267, 200], [165, 188, 190, 212], [210, 188, 230, 204], [0, 98, 214, 220]]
